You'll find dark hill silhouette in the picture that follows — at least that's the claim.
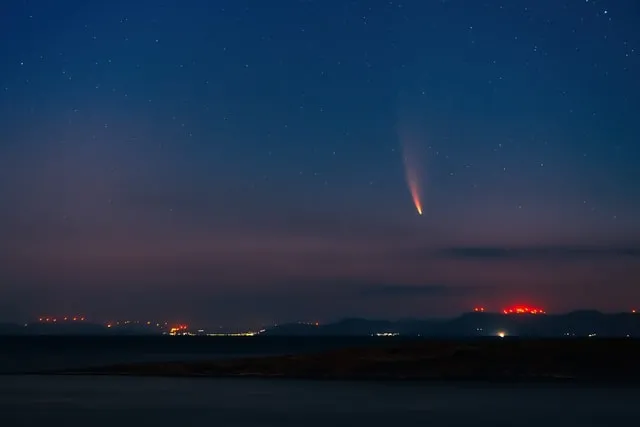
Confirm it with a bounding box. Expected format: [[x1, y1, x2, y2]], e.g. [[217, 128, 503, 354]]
[[262, 311, 640, 338], [24, 322, 108, 335], [0, 323, 24, 335], [1, 311, 639, 337], [0, 322, 161, 336]]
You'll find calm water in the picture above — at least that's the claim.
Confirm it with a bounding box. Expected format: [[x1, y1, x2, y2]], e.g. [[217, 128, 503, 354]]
[[1, 376, 639, 426], [1, 337, 639, 426], [0, 336, 391, 373]]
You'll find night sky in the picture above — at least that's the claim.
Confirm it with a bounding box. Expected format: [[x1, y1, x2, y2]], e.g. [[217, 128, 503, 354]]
[[1, 0, 639, 327]]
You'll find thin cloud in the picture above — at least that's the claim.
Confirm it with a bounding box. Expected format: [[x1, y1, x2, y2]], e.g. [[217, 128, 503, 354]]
[[359, 283, 489, 298], [434, 245, 640, 261]]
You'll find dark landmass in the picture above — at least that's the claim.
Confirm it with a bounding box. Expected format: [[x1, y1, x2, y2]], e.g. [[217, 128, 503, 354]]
[[264, 311, 640, 337], [52, 338, 640, 383], [0, 323, 24, 335], [2, 310, 639, 337], [0, 322, 161, 336]]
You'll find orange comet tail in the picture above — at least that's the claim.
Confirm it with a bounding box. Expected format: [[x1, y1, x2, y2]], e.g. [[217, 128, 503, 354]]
[[406, 167, 423, 215], [410, 182, 422, 215]]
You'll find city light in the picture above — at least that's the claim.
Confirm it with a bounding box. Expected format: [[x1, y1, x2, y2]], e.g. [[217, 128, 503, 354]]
[[205, 331, 262, 337], [169, 324, 189, 335]]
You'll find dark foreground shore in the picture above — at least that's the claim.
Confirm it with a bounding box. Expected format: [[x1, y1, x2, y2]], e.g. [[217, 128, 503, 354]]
[[48, 338, 640, 383]]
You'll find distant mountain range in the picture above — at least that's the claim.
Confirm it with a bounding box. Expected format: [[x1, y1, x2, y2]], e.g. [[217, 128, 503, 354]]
[[1, 311, 639, 337], [0, 322, 160, 336], [262, 311, 640, 338]]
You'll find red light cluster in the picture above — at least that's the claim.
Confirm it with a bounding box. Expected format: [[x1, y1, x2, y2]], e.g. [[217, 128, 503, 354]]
[[473, 307, 485, 312], [38, 316, 85, 323], [502, 306, 545, 315]]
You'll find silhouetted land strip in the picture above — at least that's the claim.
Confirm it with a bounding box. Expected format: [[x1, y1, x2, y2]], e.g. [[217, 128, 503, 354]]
[[50, 338, 640, 383]]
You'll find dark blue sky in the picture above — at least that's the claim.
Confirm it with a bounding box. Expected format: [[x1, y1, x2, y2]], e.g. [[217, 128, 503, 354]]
[[1, 0, 639, 327]]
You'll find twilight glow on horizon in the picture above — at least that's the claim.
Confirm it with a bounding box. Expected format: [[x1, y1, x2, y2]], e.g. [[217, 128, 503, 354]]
[[1, 0, 639, 328]]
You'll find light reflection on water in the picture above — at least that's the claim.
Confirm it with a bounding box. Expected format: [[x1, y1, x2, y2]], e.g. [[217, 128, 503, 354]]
[[1, 376, 639, 426]]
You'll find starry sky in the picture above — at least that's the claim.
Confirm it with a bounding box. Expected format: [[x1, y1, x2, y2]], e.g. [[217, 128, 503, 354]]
[[1, 0, 639, 327]]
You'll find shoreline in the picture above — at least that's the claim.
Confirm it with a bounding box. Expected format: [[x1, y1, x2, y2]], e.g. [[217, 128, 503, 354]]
[[28, 338, 640, 385]]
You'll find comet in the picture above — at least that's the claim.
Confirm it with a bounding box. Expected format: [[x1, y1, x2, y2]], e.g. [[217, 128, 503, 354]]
[[405, 163, 423, 215], [399, 130, 424, 216]]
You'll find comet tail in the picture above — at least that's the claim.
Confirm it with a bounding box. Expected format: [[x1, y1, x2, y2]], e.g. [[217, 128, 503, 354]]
[[398, 119, 425, 216], [405, 165, 423, 215]]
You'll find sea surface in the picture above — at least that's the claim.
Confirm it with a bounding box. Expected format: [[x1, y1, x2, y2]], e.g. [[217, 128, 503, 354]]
[[1, 337, 639, 426], [0, 336, 390, 373], [1, 376, 639, 426]]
